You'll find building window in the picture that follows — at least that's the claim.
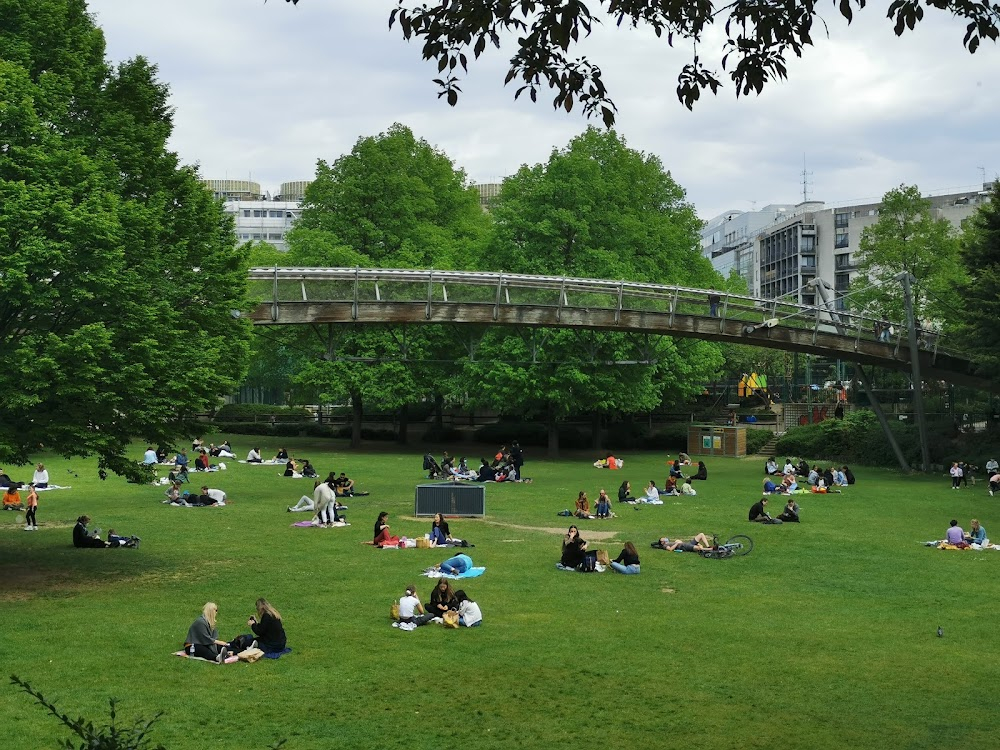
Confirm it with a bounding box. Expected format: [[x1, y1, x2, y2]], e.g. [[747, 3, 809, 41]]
[[868, 208, 877, 216], [269, 210, 283, 218], [835, 253, 852, 269], [835, 272, 851, 291], [243, 210, 251, 217], [252, 233, 262, 240], [801, 236, 815, 252], [801, 256, 816, 267], [835, 232, 849, 249], [253, 210, 264, 218], [268, 233, 283, 240], [835, 212, 849, 228]]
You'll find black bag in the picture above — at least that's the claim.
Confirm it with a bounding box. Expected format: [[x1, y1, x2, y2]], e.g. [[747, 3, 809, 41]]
[[578, 552, 598, 572]]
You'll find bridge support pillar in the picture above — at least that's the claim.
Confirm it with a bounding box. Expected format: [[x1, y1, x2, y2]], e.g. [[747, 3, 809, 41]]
[[855, 365, 911, 473]]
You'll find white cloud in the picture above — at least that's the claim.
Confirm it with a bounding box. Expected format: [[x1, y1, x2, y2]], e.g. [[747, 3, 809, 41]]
[[86, 0, 1000, 219]]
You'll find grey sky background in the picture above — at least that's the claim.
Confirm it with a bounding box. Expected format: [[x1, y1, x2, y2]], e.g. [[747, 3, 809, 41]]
[[86, 0, 999, 220]]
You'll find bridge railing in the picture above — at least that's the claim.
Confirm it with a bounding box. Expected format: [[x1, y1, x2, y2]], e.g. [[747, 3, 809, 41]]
[[248, 267, 948, 359]]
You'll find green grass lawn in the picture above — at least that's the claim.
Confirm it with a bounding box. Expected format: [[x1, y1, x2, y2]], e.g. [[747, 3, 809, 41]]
[[2, 435, 997, 749]]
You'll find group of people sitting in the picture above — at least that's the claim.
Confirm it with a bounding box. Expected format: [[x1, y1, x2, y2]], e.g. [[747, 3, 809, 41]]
[[184, 598, 286, 663], [941, 518, 988, 548], [574, 489, 614, 519], [72, 515, 141, 548], [559, 525, 642, 574], [615, 472, 702, 505], [593, 453, 624, 469], [423, 449, 530, 484], [372, 512, 470, 548], [762, 458, 854, 495], [748, 496, 800, 524], [393, 581, 483, 629]]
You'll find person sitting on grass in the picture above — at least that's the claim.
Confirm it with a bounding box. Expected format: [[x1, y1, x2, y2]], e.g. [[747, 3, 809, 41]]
[[476, 458, 496, 482], [275, 447, 290, 462], [595, 489, 612, 519], [989, 472, 1000, 497], [73, 515, 110, 548], [776, 498, 800, 523], [430, 513, 452, 546], [396, 585, 432, 627], [680, 478, 697, 496], [300, 460, 317, 479], [454, 590, 482, 627], [561, 525, 588, 569], [574, 491, 592, 519], [669, 460, 685, 480], [283, 458, 299, 477], [610, 541, 640, 574], [184, 602, 237, 664], [945, 519, 966, 545], [246, 447, 262, 463], [107, 529, 141, 548], [762, 477, 784, 495], [335, 472, 368, 496], [654, 533, 714, 552], [965, 519, 987, 546], [677, 452, 692, 466], [781, 473, 798, 493], [32, 463, 49, 489], [765, 457, 780, 475], [240, 598, 287, 653], [641, 480, 660, 504], [690, 461, 708, 481], [3, 484, 23, 511], [749, 497, 776, 523], [427, 579, 457, 618], [617, 480, 634, 503], [373, 512, 399, 547], [663, 476, 680, 496]]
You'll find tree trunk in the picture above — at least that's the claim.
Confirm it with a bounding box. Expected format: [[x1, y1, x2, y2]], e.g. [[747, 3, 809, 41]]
[[397, 404, 409, 445], [591, 412, 602, 452], [547, 405, 559, 457], [434, 393, 445, 432], [351, 391, 363, 449]]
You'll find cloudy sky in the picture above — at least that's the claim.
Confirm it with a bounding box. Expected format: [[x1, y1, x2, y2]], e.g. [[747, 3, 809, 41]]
[[86, 0, 998, 220]]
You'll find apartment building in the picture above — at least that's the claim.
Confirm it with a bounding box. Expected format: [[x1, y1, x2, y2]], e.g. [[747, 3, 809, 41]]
[[202, 179, 311, 252]]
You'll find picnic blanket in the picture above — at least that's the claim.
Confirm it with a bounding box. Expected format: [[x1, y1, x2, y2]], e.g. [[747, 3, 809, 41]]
[[35, 485, 71, 492], [238, 459, 283, 465], [292, 520, 350, 528], [264, 647, 292, 659], [924, 540, 1000, 550], [173, 650, 239, 664], [422, 566, 486, 580]]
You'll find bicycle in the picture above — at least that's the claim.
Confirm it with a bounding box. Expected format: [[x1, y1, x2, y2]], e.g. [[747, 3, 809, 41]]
[[700, 533, 754, 559]]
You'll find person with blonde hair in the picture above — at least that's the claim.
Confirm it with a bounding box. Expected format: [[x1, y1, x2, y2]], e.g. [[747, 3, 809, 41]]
[[32, 463, 49, 489], [185, 602, 235, 663], [244, 598, 286, 653]]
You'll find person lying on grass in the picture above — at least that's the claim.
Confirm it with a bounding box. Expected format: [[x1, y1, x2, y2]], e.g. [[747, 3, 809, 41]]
[[433, 553, 474, 575], [107, 529, 141, 548], [653, 533, 713, 552]]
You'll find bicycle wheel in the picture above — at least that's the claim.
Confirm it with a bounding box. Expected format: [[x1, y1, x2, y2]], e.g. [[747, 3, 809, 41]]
[[725, 535, 754, 556]]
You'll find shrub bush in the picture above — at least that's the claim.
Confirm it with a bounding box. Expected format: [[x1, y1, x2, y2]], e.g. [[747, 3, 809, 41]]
[[745, 428, 774, 455], [649, 424, 688, 451]]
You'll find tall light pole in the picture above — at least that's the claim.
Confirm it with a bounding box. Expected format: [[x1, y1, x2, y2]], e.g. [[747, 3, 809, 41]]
[[895, 272, 930, 472]]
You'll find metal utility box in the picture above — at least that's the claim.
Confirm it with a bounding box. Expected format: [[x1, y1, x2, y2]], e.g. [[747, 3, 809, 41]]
[[414, 483, 486, 517]]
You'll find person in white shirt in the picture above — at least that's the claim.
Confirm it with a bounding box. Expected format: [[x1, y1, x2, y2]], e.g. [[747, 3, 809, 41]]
[[200, 486, 227, 505], [32, 463, 49, 488], [680, 478, 697, 496], [641, 480, 660, 504], [142, 447, 157, 465], [246, 447, 262, 463], [454, 590, 482, 627], [783, 460, 795, 475], [395, 585, 432, 627]]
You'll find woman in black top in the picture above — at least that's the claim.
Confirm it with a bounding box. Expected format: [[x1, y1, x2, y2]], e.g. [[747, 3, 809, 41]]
[[427, 579, 456, 617], [430, 513, 451, 545], [610, 541, 640, 574], [691, 461, 708, 480], [301, 460, 317, 479], [843, 465, 856, 485], [618, 480, 633, 503], [275, 448, 289, 461], [560, 525, 588, 568], [246, 598, 286, 653], [669, 460, 684, 479], [283, 458, 298, 477], [73, 515, 109, 548]]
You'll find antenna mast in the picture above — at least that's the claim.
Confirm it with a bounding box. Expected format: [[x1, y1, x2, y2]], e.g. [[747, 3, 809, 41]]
[[801, 155, 813, 202]]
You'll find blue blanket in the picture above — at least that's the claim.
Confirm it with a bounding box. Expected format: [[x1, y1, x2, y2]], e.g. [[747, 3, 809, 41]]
[[422, 566, 486, 580], [264, 647, 292, 660]]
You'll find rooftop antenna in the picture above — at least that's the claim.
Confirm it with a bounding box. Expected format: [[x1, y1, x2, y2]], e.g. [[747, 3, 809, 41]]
[[801, 155, 813, 202], [979, 166, 987, 186]]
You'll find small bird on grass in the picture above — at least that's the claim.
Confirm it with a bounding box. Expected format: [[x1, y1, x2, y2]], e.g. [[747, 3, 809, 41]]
[[937, 626, 944, 638]]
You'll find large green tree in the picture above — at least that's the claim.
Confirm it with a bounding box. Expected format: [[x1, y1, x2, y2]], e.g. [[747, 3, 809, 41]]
[[457, 128, 723, 452], [955, 183, 1000, 379], [286, 0, 1000, 124], [280, 124, 491, 446], [850, 184, 964, 326], [0, 0, 250, 476]]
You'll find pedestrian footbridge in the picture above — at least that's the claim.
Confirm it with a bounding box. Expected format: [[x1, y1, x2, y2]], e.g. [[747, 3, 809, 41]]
[[247, 267, 993, 392]]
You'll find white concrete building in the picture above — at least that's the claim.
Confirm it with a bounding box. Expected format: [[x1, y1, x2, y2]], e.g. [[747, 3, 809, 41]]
[[701, 185, 993, 307], [202, 179, 311, 252]]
